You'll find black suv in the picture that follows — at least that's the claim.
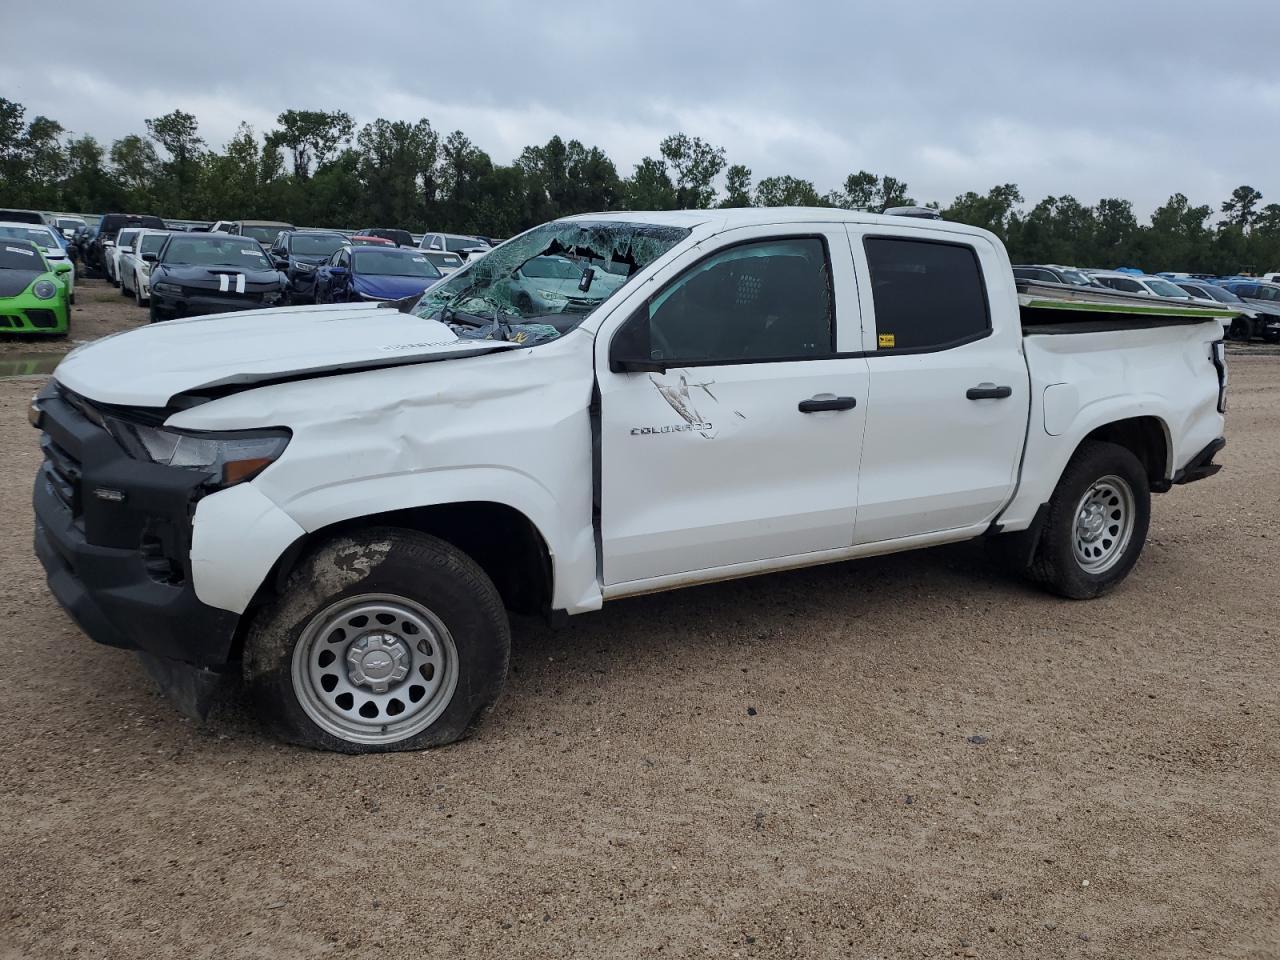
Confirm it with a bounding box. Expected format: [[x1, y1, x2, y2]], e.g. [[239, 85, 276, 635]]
[[267, 230, 349, 302], [88, 213, 166, 277]]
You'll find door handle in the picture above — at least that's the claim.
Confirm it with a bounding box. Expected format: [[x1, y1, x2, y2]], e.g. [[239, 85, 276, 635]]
[[798, 396, 857, 413], [966, 383, 1013, 400]]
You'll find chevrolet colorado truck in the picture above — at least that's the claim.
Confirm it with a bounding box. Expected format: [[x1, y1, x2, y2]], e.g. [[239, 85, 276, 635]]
[[31, 209, 1229, 753]]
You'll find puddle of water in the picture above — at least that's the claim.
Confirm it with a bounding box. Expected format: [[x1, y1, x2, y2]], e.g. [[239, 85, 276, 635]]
[[0, 351, 65, 378]]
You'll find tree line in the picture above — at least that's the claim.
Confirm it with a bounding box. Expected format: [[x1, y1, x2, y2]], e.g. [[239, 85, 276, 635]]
[[2, 97, 1277, 274]]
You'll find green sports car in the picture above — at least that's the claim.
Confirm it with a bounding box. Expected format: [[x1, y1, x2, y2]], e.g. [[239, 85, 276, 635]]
[[0, 239, 70, 336]]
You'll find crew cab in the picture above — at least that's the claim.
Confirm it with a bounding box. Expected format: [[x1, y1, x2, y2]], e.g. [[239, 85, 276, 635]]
[[31, 209, 1228, 753]]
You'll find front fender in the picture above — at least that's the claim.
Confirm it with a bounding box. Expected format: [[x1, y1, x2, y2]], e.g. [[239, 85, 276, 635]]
[[280, 466, 600, 614]]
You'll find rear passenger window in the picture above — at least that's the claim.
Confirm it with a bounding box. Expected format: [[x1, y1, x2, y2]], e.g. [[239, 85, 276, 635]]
[[864, 237, 990, 350], [646, 237, 834, 363]]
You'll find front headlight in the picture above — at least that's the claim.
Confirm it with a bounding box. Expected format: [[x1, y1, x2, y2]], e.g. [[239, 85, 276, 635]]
[[536, 289, 569, 302], [33, 280, 57, 300], [294, 261, 315, 273], [140, 263, 151, 276], [151, 281, 181, 295], [108, 420, 291, 487]]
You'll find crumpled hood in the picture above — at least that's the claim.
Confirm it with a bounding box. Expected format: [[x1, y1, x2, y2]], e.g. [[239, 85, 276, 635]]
[[54, 302, 522, 407]]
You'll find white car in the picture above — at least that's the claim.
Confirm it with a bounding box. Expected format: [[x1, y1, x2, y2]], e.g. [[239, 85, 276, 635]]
[[419, 250, 465, 276], [0, 220, 75, 302], [118, 229, 171, 305], [419, 231, 491, 261], [501, 254, 626, 313], [33, 208, 1228, 753], [105, 228, 143, 286], [1086, 271, 1191, 299], [50, 214, 87, 240]]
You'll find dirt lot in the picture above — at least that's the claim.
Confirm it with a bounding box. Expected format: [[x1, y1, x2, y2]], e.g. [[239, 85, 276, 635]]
[[0, 285, 1276, 959]]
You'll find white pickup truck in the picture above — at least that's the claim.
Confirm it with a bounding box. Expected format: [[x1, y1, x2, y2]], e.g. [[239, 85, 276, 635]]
[[31, 209, 1229, 753]]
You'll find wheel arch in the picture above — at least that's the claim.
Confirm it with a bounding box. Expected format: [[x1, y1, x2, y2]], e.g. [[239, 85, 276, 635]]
[[1079, 415, 1172, 490], [232, 500, 555, 662]]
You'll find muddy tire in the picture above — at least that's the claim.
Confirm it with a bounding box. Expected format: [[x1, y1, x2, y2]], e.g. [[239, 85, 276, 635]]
[[1027, 440, 1151, 600], [242, 529, 511, 753]]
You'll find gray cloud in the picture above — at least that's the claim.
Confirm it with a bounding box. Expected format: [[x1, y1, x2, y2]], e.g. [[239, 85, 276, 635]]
[[4, 0, 1277, 216]]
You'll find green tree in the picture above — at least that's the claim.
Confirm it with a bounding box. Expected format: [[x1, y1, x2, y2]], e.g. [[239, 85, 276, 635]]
[[270, 109, 355, 180], [110, 134, 160, 195], [357, 118, 440, 228], [1221, 185, 1262, 230], [624, 156, 677, 210], [755, 174, 822, 207], [145, 110, 205, 215], [944, 184, 1024, 239], [719, 164, 753, 207], [62, 134, 119, 212], [659, 133, 726, 208]]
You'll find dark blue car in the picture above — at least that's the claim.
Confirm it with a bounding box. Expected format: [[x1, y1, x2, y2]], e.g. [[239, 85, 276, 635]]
[[313, 245, 445, 303]]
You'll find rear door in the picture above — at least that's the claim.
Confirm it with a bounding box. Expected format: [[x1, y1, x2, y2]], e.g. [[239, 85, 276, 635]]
[[850, 228, 1029, 545], [597, 225, 870, 586]]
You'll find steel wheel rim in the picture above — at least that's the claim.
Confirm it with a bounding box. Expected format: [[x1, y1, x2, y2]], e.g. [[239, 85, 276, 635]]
[[1072, 474, 1135, 575], [291, 593, 459, 745]]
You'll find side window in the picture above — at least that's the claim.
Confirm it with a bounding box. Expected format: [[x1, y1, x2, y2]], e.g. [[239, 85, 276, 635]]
[[1112, 278, 1143, 293], [644, 237, 833, 363], [864, 237, 990, 350]]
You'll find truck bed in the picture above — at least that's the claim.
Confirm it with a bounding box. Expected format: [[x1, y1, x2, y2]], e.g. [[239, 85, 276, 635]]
[[1017, 279, 1235, 335]]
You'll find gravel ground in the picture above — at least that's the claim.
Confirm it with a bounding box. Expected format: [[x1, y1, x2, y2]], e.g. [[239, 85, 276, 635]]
[[0, 290, 1276, 959]]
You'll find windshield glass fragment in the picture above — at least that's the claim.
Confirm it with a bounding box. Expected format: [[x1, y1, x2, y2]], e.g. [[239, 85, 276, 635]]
[[412, 220, 690, 347]]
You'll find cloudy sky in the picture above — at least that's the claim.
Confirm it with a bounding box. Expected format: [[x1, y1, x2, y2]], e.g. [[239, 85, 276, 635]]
[[4, 1, 1277, 216]]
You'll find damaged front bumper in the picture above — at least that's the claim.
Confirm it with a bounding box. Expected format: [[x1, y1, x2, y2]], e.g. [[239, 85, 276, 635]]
[[32, 386, 241, 716]]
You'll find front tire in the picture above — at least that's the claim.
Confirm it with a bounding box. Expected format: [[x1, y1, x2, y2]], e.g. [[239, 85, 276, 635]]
[[148, 301, 172, 323], [1027, 440, 1151, 599], [1228, 317, 1253, 342], [243, 529, 511, 753]]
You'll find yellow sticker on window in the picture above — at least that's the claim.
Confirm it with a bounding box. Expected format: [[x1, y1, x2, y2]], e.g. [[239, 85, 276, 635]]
[[878, 333, 896, 349]]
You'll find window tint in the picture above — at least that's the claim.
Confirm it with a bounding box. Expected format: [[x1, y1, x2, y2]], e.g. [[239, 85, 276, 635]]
[[864, 238, 989, 350], [1013, 267, 1056, 283], [1110, 278, 1143, 293], [445, 236, 485, 253], [644, 237, 832, 363]]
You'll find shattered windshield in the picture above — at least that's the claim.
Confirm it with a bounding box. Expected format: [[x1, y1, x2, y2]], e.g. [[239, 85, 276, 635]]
[[412, 219, 691, 346]]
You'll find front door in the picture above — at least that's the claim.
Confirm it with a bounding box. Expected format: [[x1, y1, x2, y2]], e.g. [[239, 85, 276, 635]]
[[597, 226, 870, 587]]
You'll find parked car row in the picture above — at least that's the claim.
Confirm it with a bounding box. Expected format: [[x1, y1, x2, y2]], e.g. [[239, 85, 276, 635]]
[[1015, 261, 1280, 342]]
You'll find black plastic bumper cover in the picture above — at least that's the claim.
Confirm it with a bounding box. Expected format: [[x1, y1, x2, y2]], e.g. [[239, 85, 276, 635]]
[[1174, 437, 1226, 485], [32, 390, 242, 673]]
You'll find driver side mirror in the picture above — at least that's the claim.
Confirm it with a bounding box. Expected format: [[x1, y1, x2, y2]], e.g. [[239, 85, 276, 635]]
[[142, 252, 157, 263], [608, 304, 666, 373]]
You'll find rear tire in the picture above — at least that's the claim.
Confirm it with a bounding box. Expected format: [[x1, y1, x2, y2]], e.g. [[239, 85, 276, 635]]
[[242, 529, 511, 753], [1026, 440, 1151, 599]]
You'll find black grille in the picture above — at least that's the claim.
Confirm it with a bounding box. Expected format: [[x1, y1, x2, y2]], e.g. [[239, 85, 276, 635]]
[[0, 315, 13, 328], [41, 435, 81, 516], [25, 309, 58, 329]]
